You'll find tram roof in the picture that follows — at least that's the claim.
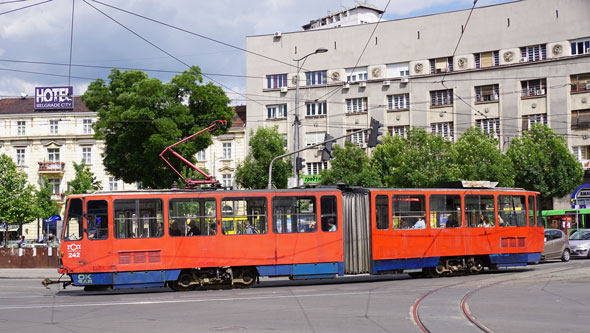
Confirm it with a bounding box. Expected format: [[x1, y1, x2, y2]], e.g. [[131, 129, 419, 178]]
[[68, 185, 534, 198]]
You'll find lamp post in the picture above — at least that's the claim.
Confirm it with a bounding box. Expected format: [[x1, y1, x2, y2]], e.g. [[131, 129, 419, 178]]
[[293, 47, 328, 186]]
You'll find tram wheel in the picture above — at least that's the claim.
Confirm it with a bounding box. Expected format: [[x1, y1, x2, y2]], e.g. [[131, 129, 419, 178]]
[[235, 268, 257, 289], [170, 272, 194, 291], [469, 260, 484, 274]]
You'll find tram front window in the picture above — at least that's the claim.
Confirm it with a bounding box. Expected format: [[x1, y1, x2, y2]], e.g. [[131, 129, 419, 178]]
[[64, 198, 83, 241]]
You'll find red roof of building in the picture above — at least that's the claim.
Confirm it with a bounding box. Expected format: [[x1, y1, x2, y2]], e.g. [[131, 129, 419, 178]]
[[232, 105, 246, 128], [0, 96, 91, 115]]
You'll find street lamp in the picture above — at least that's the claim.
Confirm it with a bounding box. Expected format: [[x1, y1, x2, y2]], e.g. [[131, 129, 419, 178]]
[[293, 47, 328, 186]]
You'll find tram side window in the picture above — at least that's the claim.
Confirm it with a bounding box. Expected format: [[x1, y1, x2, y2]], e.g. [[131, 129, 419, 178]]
[[273, 196, 317, 233], [429, 195, 462, 229], [498, 195, 527, 227], [221, 197, 267, 235], [376, 195, 389, 230], [64, 198, 83, 241], [169, 198, 216, 237], [465, 195, 495, 228], [536, 195, 543, 227], [528, 196, 536, 227], [321, 195, 338, 232], [87, 200, 109, 240], [114, 199, 164, 238], [392, 195, 426, 229]]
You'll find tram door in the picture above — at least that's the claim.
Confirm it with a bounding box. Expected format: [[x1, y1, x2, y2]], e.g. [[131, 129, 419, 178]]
[[84, 199, 111, 270]]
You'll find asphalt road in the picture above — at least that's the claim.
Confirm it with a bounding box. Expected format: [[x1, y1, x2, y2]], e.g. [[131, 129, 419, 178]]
[[0, 260, 588, 333]]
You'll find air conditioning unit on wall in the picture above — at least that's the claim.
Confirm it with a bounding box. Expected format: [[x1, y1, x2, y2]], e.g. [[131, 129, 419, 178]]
[[280, 86, 288, 93], [382, 80, 391, 86], [401, 77, 409, 83], [359, 81, 367, 87]]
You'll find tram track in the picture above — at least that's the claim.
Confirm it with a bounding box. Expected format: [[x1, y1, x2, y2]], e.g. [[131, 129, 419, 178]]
[[411, 264, 585, 333]]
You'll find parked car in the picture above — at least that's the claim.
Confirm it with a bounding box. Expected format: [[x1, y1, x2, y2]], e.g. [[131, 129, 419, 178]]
[[569, 229, 590, 258], [542, 229, 570, 262]]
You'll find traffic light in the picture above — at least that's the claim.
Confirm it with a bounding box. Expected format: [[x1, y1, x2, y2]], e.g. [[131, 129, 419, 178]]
[[321, 134, 336, 161], [368, 118, 383, 148], [296, 157, 306, 172]]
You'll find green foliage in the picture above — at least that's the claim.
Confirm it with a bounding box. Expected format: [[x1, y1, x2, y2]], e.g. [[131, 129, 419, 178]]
[[82, 66, 234, 188], [66, 162, 103, 195], [0, 154, 38, 227], [370, 129, 458, 187], [320, 142, 382, 187], [507, 124, 583, 200], [36, 177, 59, 220], [235, 126, 292, 189], [451, 126, 514, 187]]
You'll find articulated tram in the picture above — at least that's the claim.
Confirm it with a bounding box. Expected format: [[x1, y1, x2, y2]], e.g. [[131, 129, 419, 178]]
[[53, 185, 543, 291]]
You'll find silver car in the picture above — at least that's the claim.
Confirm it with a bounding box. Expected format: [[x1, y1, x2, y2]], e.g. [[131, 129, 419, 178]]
[[542, 229, 570, 262], [569, 229, 590, 258]]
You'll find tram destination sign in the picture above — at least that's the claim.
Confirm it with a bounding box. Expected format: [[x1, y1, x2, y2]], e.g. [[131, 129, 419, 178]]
[[35, 86, 74, 110]]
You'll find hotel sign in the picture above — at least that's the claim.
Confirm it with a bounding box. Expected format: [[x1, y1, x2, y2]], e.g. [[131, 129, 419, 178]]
[[35, 86, 74, 110]]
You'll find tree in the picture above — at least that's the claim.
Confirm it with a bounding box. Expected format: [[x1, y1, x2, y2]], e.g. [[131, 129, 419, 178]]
[[320, 142, 382, 187], [370, 129, 458, 187], [235, 126, 292, 189], [36, 177, 60, 220], [66, 162, 103, 195], [82, 66, 234, 188], [451, 126, 514, 187], [0, 154, 37, 244], [507, 124, 583, 208]]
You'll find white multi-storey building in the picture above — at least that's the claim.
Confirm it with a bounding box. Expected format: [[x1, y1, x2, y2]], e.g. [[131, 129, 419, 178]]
[[0, 96, 246, 240], [246, 0, 590, 208]]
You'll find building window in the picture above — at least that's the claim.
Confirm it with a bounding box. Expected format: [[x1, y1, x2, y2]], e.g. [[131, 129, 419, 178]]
[[520, 44, 546, 62], [305, 71, 327, 86], [431, 122, 454, 140], [387, 94, 410, 110], [17, 121, 26, 136], [346, 97, 367, 114], [196, 150, 206, 161], [388, 125, 408, 138], [573, 146, 590, 163], [345, 67, 368, 82], [474, 51, 499, 68], [266, 74, 287, 89], [16, 148, 25, 166], [305, 132, 325, 146], [306, 101, 327, 117], [222, 142, 232, 160], [430, 89, 454, 107], [522, 114, 548, 131], [306, 161, 328, 175], [571, 38, 590, 56], [476, 118, 500, 138], [571, 73, 590, 93], [474, 84, 499, 102], [347, 129, 368, 145], [572, 109, 590, 130], [267, 104, 287, 119], [49, 178, 61, 195], [48, 148, 60, 162], [82, 147, 92, 164], [50, 120, 59, 134], [109, 177, 118, 191], [222, 174, 232, 187], [429, 57, 453, 74], [83, 119, 93, 134], [386, 62, 410, 78], [521, 79, 547, 97]]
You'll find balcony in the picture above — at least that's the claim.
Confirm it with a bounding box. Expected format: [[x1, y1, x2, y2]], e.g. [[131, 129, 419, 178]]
[[38, 161, 65, 174], [51, 193, 66, 202]]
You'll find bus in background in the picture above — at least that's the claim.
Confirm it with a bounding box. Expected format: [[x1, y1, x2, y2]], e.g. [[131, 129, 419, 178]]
[[542, 208, 590, 236]]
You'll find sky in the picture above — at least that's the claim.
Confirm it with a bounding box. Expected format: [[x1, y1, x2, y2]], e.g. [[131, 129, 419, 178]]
[[0, 0, 513, 104]]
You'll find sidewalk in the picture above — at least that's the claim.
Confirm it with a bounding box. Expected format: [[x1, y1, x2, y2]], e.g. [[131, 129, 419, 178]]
[[0, 268, 62, 279]]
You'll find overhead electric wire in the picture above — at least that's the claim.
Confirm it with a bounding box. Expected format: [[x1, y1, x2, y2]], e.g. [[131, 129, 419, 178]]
[[82, 0, 263, 106], [68, 0, 75, 86], [0, 0, 49, 15]]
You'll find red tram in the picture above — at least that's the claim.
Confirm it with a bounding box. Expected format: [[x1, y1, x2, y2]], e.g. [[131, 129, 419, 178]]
[[54, 185, 543, 291]]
